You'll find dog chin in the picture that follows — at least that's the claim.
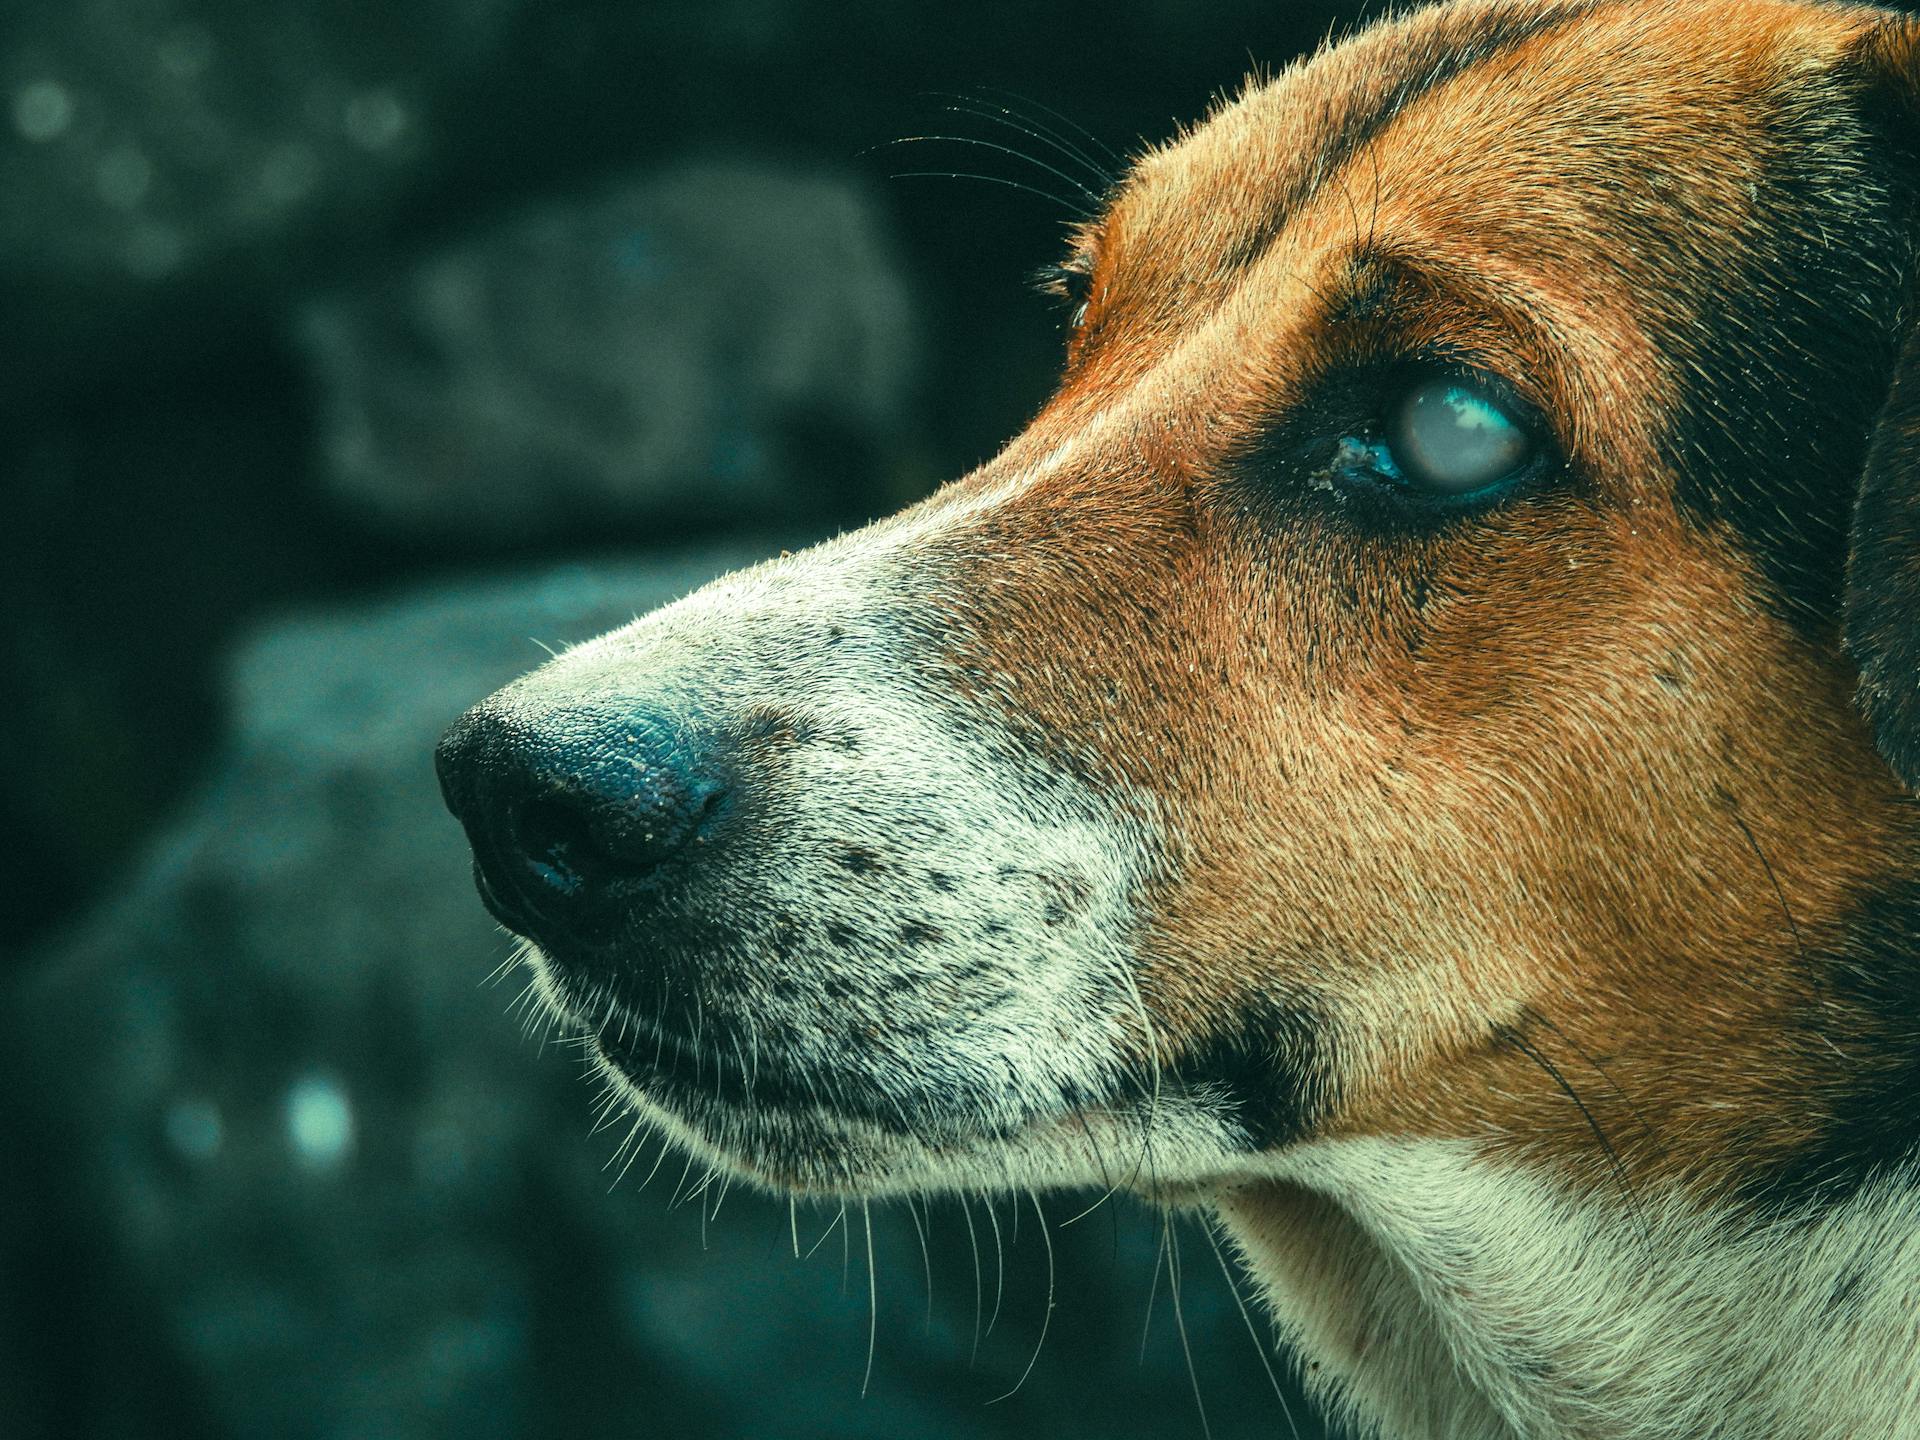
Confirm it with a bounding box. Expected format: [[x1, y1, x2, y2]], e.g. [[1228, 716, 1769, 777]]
[[586, 1039, 912, 1194], [576, 1023, 1250, 1202], [519, 942, 1258, 1197]]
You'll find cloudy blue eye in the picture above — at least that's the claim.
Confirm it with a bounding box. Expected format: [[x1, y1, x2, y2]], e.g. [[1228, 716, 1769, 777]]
[[1383, 377, 1535, 495]]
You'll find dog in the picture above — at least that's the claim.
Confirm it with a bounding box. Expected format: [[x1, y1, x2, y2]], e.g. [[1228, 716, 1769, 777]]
[[435, 1, 1920, 1435]]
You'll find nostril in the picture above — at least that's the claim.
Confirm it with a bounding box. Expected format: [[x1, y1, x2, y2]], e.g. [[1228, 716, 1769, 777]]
[[515, 796, 607, 895], [693, 783, 729, 831], [511, 773, 731, 898]]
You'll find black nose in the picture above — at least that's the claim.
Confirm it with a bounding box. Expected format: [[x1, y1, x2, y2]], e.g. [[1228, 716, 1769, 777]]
[[434, 700, 730, 948]]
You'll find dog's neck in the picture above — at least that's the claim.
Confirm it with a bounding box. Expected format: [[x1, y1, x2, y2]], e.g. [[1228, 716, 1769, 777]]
[[1214, 1140, 1920, 1440], [1199, 740, 1920, 1439]]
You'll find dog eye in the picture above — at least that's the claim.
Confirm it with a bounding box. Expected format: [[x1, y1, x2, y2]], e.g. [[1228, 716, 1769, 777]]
[[1383, 377, 1535, 494]]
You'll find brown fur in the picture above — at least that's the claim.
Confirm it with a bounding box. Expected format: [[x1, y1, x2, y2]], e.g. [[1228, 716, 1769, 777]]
[[911, 0, 1920, 1201]]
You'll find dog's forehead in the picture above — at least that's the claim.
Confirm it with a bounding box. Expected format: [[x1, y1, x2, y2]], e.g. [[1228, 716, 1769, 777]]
[[1101, 0, 1864, 297]]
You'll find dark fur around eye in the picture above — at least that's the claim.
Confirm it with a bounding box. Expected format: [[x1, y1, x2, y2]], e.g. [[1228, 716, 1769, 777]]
[[1223, 361, 1572, 535]]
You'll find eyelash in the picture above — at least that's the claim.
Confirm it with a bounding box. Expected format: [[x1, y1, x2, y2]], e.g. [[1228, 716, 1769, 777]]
[[1033, 262, 1093, 329]]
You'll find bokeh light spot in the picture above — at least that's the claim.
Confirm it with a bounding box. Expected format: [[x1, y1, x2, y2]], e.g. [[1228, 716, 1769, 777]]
[[344, 90, 408, 151], [164, 1096, 224, 1161], [13, 80, 74, 143], [285, 1074, 356, 1168]]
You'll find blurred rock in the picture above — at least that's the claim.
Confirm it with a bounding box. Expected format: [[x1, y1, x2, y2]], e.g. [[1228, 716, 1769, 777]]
[[299, 162, 920, 541], [13, 552, 1318, 1440], [0, 0, 517, 288], [16, 556, 738, 1440]]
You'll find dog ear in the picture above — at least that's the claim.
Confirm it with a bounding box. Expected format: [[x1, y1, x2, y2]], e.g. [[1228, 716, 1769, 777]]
[[1846, 19, 1920, 790]]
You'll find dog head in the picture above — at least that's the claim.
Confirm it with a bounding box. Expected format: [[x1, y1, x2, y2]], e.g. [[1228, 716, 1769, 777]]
[[439, 0, 1920, 1208]]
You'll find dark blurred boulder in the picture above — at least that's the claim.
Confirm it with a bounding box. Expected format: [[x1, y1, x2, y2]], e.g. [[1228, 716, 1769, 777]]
[[0, 0, 536, 398], [298, 162, 920, 541], [0, 0, 520, 284], [13, 552, 1317, 1440], [15, 556, 738, 1440]]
